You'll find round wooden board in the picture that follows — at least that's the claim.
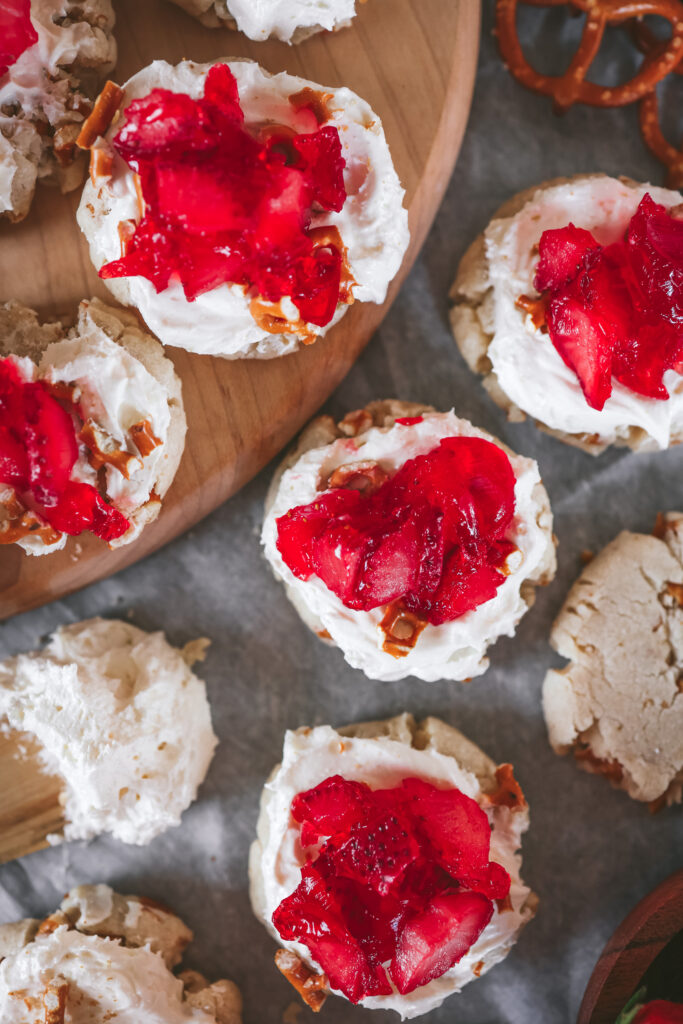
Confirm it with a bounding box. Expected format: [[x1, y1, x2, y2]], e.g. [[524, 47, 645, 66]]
[[578, 868, 683, 1024], [0, 0, 480, 622]]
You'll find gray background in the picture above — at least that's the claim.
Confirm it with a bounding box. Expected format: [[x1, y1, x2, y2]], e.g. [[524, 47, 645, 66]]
[[1, 4, 682, 1022]]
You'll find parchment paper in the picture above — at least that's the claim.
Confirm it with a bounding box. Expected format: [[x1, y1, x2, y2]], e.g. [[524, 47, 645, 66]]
[[1, 5, 682, 1023]]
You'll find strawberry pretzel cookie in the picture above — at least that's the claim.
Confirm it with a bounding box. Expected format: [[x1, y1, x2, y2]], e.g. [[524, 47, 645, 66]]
[[0, 0, 116, 222], [0, 298, 186, 555], [249, 713, 536, 1017], [262, 401, 555, 682], [167, 0, 360, 42], [450, 175, 683, 454], [77, 59, 409, 359], [0, 884, 242, 1023]]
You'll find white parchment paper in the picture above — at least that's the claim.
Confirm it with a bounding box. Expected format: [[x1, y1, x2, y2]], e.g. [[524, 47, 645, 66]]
[[0, 4, 682, 1023]]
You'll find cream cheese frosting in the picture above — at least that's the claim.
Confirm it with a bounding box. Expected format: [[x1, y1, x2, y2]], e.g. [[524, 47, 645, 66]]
[[262, 410, 554, 682], [0, 618, 217, 845], [0, 0, 117, 218], [173, 0, 358, 42], [77, 58, 409, 359], [249, 724, 532, 1019], [0, 928, 219, 1023], [484, 175, 683, 450]]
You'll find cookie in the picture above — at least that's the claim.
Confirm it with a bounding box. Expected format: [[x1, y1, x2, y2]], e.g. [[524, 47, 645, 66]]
[[450, 174, 683, 454], [543, 514, 683, 806], [167, 0, 358, 42]]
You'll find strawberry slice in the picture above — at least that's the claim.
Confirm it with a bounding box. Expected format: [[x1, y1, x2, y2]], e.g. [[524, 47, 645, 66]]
[[0, 425, 28, 488], [276, 489, 361, 579], [399, 778, 495, 883], [390, 891, 493, 994], [545, 292, 613, 410], [20, 382, 79, 507], [0, 0, 38, 79], [534, 224, 600, 293], [322, 813, 421, 896], [39, 481, 129, 541], [633, 1001, 683, 1024], [292, 775, 372, 843]]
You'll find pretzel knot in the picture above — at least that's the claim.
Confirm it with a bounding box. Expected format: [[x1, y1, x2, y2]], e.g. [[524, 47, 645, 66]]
[[632, 18, 683, 187], [496, 0, 683, 113]]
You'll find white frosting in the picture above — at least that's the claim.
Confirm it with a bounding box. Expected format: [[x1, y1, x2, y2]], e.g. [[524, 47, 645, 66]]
[[0, 618, 217, 845], [77, 59, 409, 359], [262, 411, 554, 682], [0, 928, 216, 1023], [485, 175, 683, 450], [250, 726, 531, 1019], [221, 0, 356, 42]]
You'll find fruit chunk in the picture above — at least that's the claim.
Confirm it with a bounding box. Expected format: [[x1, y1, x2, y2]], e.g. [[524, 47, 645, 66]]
[[533, 195, 683, 410], [390, 892, 493, 994], [273, 774, 508, 1002], [0, 0, 38, 79], [0, 357, 129, 543], [276, 435, 517, 625], [100, 64, 349, 328], [633, 1001, 683, 1024]]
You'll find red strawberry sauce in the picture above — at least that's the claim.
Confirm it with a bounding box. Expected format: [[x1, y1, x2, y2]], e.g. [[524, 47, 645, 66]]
[[276, 435, 518, 626], [0, 358, 129, 542], [100, 64, 350, 328], [634, 1002, 683, 1024], [273, 774, 508, 1001], [529, 194, 683, 411], [0, 0, 38, 79]]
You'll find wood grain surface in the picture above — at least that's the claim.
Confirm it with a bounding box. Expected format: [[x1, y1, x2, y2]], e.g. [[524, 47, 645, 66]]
[[0, 731, 65, 863], [578, 868, 683, 1024], [0, 0, 480, 623]]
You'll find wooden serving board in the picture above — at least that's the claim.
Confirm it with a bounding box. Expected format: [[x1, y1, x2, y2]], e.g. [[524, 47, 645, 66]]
[[578, 868, 683, 1024], [0, 0, 480, 623]]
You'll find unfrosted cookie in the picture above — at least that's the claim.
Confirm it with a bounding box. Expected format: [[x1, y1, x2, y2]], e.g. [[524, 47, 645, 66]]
[[77, 58, 409, 359], [0, 884, 242, 1024], [0, 297, 186, 555], [450, 174, 683, 454], [0, 0, 116, 222], [543, 514, 683, 807], [262, 400, 556, 682], [167, 0, 358, 43], [0, 617, 217, 844], [249, 713, 536, 1018]]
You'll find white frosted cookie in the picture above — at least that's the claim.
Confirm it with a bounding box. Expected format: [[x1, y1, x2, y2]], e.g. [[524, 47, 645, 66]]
[[249, 713, 536, 1018], [543, 514, 683, 807], [167, 0, 359, 42], [0, 618, 217, 844], [450, 174, 683, 454], [0, 0, 116, 222], [262, 400, 556, 682], [0, 297, 186, 555], [77, 58, 409, 359], [0, 884, 242, 1024]]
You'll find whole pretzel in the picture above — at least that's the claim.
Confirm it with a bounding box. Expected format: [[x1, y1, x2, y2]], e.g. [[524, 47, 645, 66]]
[[496, 0, 683, 113], [631, 17, 683, 187]]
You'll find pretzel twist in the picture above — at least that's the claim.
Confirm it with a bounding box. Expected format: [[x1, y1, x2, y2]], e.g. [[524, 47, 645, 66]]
[[631, 17, 683, 187], [496, 0, 683, 112]]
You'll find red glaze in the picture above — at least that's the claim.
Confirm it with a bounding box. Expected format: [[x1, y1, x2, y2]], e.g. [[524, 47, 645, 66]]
[[0, 0, 38, 79], [634, 1002, 683, 1024], [100, 64, 348, 327], [0, 358, 129, 542], [276, 436, 517, 625], [534, 195, 683, 410], [273, 775, 507, 1002]]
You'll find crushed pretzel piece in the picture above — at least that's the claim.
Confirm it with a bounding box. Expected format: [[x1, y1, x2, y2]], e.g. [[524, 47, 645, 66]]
[[36, 912, 70, 936], [309, 224, 355, 305], [79, 420, 143, 478], [118, 219, 137, 257], [485, 763, 527, 811], [53, 124, 80, 167], [337, 408, 373, 437], [327, 459, 388, 494], [43, 977, 69, 1024], [275, 949, 328, 1013], [130, 419, 162, 457], [379, 600, 428, 658], [515, 292, 548, 330], [289, 87, 334, 124], [89, 145, 114, 185], [249, 298, 318, 345], [665, 580, 683, 605], [574, 744, 624, 783], [77, 80, 124, 149]]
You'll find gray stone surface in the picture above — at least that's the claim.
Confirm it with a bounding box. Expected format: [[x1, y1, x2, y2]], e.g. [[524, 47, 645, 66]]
[[1, 5, 682, 1022]]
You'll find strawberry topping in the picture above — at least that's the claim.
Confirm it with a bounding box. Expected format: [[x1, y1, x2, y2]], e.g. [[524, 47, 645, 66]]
[[533, 195, 683, 410], [0, 0, 38, 79], [633, 1002, 683, 1024], [273, 775, 506, 1002], [100, 64, 349, 327], [0, 358, 129, 542], [276, 436, 517, 625]]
